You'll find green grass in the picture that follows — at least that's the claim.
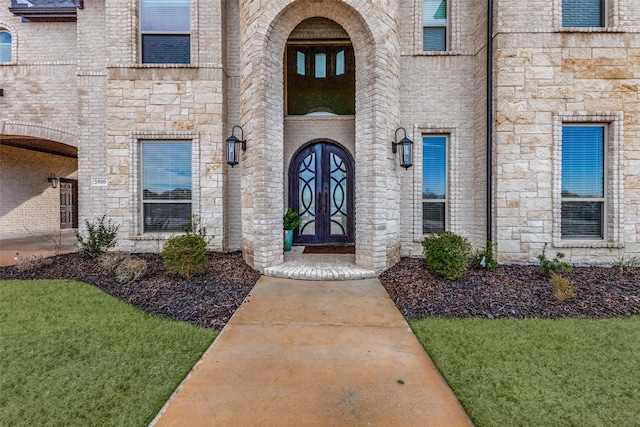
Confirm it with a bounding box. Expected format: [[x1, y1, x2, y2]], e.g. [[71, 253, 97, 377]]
[[0, 280, 217, 427], [410, 317, 640, 427]]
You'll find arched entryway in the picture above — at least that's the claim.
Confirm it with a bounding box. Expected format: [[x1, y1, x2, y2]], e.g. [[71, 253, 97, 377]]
[[289, 141, 354, 245], [239, 0, 401, 273]]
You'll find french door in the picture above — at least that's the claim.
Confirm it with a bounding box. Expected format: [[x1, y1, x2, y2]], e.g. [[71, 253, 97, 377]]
[[289, 141, 354, 245]]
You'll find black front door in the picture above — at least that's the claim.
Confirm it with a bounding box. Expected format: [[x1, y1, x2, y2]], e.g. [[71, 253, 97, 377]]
[[289, 141, 354, 245]]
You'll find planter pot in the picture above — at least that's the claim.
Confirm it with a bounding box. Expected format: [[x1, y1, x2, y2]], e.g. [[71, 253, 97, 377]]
[[283, 229, 293, 252]]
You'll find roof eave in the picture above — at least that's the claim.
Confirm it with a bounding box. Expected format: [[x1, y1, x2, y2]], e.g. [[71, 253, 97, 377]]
[[9, 6, 78, 22]]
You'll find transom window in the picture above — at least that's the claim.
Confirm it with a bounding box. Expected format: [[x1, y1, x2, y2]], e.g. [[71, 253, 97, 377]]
[[140, 0, 190, 64], [422, 135, 447, 234], [286, 44, 355, 115], [561, 125, 605, 239], [0, 30, 11, 63], [141, 141, 192, 232], [562, 0, 605, 27], [423, 0, 448, 51]]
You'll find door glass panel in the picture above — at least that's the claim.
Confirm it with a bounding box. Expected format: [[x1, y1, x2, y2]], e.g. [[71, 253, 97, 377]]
[[298, 152, 316, 235], [329, 152, 347, 235]]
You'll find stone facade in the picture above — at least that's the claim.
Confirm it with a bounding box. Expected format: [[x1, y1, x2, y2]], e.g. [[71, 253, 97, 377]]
[[1, 0, 638, 270]]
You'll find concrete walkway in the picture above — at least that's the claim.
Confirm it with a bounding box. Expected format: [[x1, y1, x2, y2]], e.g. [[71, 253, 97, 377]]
[[0, 230, 77, 267], [151, 276, 473, 426]]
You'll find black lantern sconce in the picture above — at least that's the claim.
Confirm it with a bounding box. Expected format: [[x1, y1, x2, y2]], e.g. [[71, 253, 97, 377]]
[[226, 125, 247, 167], [47, 174, 58, 188], [391, 127, 413, 169]]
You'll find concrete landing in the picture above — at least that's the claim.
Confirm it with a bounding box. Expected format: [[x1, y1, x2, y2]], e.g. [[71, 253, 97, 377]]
[[151, 276, 473, 427]]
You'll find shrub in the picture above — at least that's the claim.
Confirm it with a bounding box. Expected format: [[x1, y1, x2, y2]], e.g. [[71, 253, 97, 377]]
[[162, 234, 209, 279], [115, 258, 148, 284], [98, 252, 147, 284], [476, 241, 498, 271], [537, 243, 572, 277], [551, 273, 577, 301], [422, 231, 472, 280], [617, 256, 640, 273], [98, 252, 130, 275], [77, 215, 120, 257]]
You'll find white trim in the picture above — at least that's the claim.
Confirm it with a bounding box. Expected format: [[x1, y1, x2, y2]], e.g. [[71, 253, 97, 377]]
[[413, 126, 459, 242], [130, 131, 200, 237], [552, 112, 624, 248]]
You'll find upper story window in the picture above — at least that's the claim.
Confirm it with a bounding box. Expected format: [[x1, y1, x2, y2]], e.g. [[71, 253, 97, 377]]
[[140, 0, 190, 64], [562, 0, 605, 27], [423, 0, 447, 51], [561, 125, 605, 239], [0, 30, 12, 63]]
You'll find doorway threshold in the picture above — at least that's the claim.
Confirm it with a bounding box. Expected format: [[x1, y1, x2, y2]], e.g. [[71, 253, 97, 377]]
[[263, 247, 376, 280]]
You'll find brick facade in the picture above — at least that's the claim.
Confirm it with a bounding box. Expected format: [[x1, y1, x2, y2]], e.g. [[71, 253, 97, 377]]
[[1, 0, 638, 269]]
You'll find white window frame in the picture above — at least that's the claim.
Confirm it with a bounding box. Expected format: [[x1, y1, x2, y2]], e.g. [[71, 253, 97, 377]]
[[130, 131, 200, 237], [560, 124, 607, 240], [552, 112, 623, 248], [139, 0, 192, 65], [412, 127, 459, 243], [0, 25, 17, 65], [421, 0, 449, 52], [421, 134, 448, 235], [555, 0, 620, 31]]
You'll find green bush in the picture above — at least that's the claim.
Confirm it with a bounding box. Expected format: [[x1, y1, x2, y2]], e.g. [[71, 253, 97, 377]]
[[283, 208, 301, 230], [76, 215, 120, 257], [537, 243, 572, 277], [422, 231, 472, 280], [162, 234, 209, 279]]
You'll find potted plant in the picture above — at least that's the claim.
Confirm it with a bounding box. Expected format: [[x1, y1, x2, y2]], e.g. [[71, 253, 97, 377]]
[[283, 208, 301, 251]]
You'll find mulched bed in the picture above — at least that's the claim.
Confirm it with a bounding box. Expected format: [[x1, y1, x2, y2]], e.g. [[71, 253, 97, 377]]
[[380, 258, 640, 320], [0, 252, 260, 330], [1, 253, 638, 328]]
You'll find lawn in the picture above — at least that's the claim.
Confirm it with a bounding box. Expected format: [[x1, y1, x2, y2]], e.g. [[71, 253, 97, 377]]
[[411, 317, 640, 427], [0, 280, 217, 427]]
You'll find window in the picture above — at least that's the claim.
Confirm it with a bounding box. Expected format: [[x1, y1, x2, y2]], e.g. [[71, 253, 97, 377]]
[[141, 141, 192, 232], [423, 0, 447, 51], [561, 125, 605, 239], [422, 136, 447, 233], [562, 0, 605, 27], [0, 30, 11, 63], [286, 44, 355, 115], [140, 0, 190, 64]]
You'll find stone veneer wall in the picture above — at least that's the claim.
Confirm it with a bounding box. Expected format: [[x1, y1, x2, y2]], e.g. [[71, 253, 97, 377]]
[[493, 0, 640, 263], [103, 0, 227, 253], [397, 0, 489, 257]]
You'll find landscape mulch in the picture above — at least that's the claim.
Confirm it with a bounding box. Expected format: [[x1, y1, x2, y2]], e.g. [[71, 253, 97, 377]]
[[1, 252, 638, 329]]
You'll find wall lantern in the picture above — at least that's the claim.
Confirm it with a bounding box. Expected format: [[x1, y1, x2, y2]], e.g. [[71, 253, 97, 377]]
[[391, 127, 413, 169], [47, 173, 58, 188], [226, 125, 246, 167]]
